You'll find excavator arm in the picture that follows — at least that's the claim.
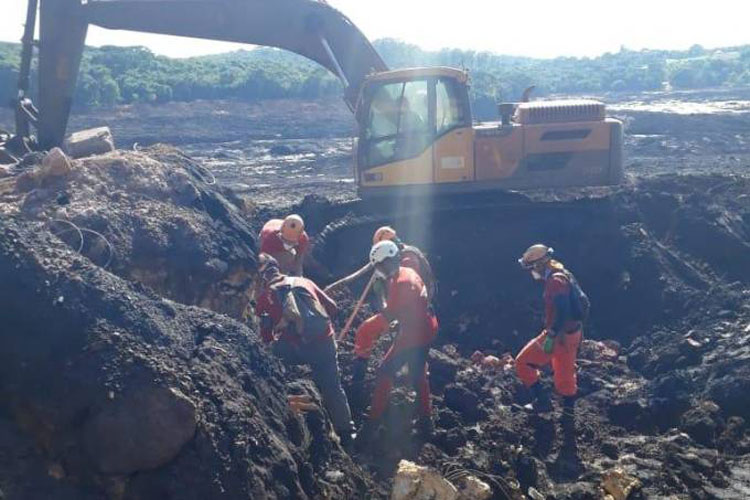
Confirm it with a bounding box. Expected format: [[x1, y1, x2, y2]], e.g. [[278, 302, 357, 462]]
[[8, 0, 388, 154]]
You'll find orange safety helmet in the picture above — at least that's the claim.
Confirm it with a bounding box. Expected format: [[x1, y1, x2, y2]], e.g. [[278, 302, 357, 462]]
[[372, 226, 397, 245], [280, 214, 305, 244]]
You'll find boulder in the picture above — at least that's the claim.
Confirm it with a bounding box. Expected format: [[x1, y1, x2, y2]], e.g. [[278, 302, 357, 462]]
[[63, 127, 115, 158], [84, 386, 197, 475]]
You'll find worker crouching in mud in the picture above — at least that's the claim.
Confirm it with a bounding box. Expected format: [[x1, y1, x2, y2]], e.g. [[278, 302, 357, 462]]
[[515, 244, 589, 417], [259, 214, 309, 277], [254, 253, 356, 448], [325, 226, 436, 310], [353, 241, 438, 446]]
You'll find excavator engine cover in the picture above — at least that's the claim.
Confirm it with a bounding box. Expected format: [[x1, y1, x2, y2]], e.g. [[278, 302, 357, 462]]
[[515, 100, 606, 125]]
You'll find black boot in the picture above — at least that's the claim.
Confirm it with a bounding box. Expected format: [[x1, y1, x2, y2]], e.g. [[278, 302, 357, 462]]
[[352, 357, 368, 385], [354, 418, 380, 452], [529, 383, 553, 413], [561, 396, 576, 428], [338, 429, 356, 453], [414, 414, 434, 439]]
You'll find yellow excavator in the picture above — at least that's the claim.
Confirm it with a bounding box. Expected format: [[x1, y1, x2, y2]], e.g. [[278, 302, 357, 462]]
[[1, 0, 622, 195]]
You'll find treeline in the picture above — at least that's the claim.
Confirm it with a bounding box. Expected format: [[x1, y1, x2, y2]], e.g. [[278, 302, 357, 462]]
[[1, 39, 750, 116]]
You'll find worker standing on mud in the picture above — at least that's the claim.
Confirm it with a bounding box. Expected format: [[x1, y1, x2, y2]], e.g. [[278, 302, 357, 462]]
[[254, 253, 356, 447], [324, 226, 436, 309], [352, 241, 438, 445], [259, 215, 309, 276], [515, 244, 588, 414]]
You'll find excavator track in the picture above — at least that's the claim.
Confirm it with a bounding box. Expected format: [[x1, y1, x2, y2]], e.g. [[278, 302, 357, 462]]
[[310, 187, 620, 285]]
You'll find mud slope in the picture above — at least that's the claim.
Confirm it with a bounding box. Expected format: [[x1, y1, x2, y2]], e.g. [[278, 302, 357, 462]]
[[1, 145, 258, 320], [0, 216, 376, 499]]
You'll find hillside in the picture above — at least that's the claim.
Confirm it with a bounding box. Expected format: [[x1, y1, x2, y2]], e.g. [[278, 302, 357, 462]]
[[1, 40, 750, 120]]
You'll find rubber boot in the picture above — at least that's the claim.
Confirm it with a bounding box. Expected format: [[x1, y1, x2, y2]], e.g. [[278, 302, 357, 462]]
[[354, 417, 380, 452], [529, 383, 553, 413], [338, 428, 356, 453], [561, 396, 576, 427], [352, 357, 367, 385], [414, 414, 434, 440]]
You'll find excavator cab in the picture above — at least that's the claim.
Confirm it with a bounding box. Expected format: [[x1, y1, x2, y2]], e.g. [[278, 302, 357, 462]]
[[356, 68, 475, 193], [355, 68, 624, 196]]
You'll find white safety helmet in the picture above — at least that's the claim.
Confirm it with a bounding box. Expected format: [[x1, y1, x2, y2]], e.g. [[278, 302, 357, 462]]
[[370, 240, 400, 266]]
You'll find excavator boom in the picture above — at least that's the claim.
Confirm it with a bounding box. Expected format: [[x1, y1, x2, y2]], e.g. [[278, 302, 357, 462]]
[[12, 0, 388, 152]]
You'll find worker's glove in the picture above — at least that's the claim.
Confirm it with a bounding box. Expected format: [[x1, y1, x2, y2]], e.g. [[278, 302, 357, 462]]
[[543, 330, 557, 354], [354, 313, 388, 358], [352, 357, 368, 385]]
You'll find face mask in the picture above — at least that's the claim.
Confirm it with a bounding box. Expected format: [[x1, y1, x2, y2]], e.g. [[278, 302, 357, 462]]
[[531, 270, 542, 281], [374, 268, 387, 280]]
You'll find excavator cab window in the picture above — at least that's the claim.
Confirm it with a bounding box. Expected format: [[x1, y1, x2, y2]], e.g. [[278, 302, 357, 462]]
[[436, 78, 468, 136], [361, 80, 430, 168]]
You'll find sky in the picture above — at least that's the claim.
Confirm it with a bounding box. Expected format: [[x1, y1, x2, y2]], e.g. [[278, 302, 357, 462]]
[[1, 0, 748, 59]]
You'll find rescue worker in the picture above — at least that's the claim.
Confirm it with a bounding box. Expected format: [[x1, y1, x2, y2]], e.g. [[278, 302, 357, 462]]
[[254, 253, 356, 447], [324, 226, 436, 308], [515, 244, 586, 414], [259, 215, 309, 276], [353, 241, 438, 444]]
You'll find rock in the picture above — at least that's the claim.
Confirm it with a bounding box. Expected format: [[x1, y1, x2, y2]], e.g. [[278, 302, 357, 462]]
[[391, 460, 457, 500], [601, 441, 620, 460], [168, 170, 201, 205], [443, 384, 482, 421], [324, 470, 345, 483], [580, 340, 620, 362], [707, 375, 750, 419], [527, 486, 545, 500], [429, 349, 461, 390], [554, 481, 599, 499], [63, 127, 115, 158], [681, 401, 722, 446], [456, 475, 491, 500], [14, 170, 37, 192], [83, 386, 197, 475], [600, 468, 641, 500], [269, 144, 294, 156], [42, 147, 73, 178]]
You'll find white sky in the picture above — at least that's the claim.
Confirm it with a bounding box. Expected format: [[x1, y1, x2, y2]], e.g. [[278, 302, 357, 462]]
[[1, 0, 748, 59]]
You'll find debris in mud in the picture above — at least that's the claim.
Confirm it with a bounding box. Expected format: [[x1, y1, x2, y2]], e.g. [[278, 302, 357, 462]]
[[390, 459, 491, 500], [600, 468, 642, 500], [1, 137, 749, 498]]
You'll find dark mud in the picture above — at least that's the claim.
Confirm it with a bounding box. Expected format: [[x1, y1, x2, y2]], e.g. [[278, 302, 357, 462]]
[[0, 207, 378, 500], [0, 90, 749, 498], [304, 173, 750, 498]]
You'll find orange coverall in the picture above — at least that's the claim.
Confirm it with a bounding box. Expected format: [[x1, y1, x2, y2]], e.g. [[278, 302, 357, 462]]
[[515, 268, 582, 396]]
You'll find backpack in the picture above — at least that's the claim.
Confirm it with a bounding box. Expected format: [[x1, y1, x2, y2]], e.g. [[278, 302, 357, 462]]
[[271, 277, 330, 341], [566, 272, 590, 322]]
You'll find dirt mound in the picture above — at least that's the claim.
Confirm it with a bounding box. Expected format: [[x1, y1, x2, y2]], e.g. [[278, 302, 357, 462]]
[[1, 145, 257, 320], [0, 216, 376, 499]]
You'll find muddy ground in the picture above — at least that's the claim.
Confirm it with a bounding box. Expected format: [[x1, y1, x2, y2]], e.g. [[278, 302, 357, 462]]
[[0, 88, 749, 499]]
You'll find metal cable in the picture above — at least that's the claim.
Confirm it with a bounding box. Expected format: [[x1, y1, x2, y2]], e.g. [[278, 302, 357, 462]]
[[46, 219, 114, 269], [47, 218, 84, 253], [79, 227, 114, 269]]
